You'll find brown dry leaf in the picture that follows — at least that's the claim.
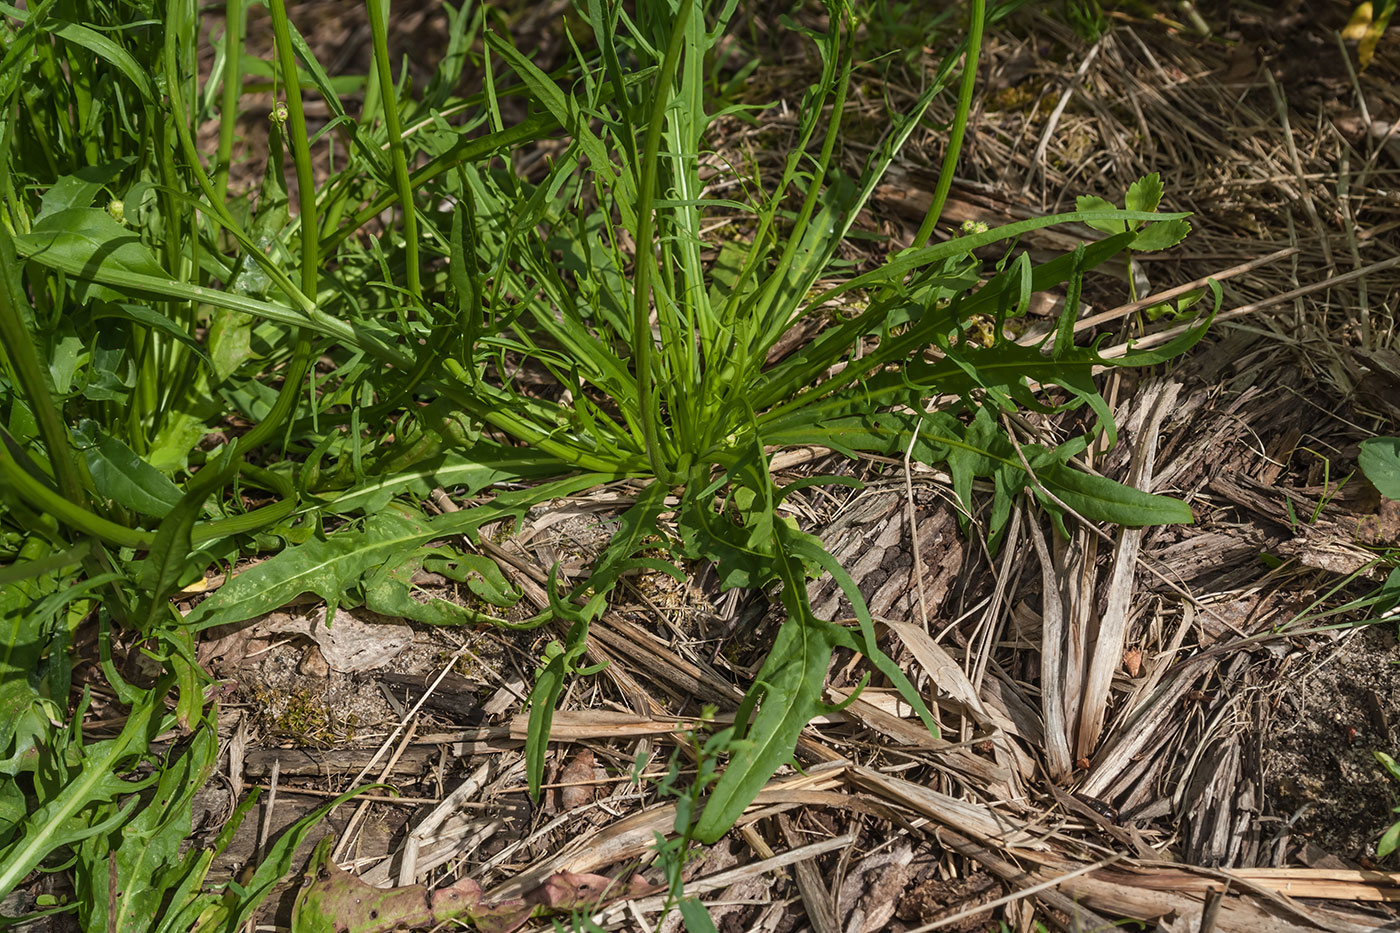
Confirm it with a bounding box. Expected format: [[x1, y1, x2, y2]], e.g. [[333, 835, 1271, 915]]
[[1356, 498, 1400, 547], [558, 748, 598, 811], [838, 845, 912, 933], [261, 606, 413, 673]]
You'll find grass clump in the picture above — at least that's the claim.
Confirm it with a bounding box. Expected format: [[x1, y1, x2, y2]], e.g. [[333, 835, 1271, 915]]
[[0, 0, 1212, 924]]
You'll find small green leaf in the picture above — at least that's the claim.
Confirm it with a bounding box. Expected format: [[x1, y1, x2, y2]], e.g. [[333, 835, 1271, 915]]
[[1360, 438, 1400, 501], [1376, 750, 1400, 783], [1112, 281, 1220, 367], [1131, 218, 1191, 251], [679, 898, 719, 933], [1124, 173, 1164, 214], [1037, 459, 1194, 527], [364, 548, 534, 628], [208, 309, 255, 383], [0, 780, 24, 838], [38, 161, 134, 218], [1073, 196, 1122, 235], [1376, 568, 1400, 619], [1380, 820, 1400, 859], [526, 567, 599, 800]]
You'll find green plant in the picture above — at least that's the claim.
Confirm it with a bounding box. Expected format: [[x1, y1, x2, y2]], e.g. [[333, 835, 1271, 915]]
[[0, 0, 1211, 922], [1375, 750, 1400, 858], [1360, 438, 1400, 502], [1344, 0, 1397, 69], [452, 0, 1207, 842], [642, 709, 732, 933], [1358, 436, 1400, 623]]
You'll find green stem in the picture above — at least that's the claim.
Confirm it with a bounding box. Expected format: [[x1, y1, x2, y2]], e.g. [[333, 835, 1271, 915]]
[[254, 0, 317, 453], [318, 111, 558, 256], [215, 0, 246, 203], [912, 0, 985, 249], [365, 0, 421, 303], [632, 0, 695, 485], [0, 440, 147, 549], [268, 0, 318, 297], [0, 226, 88, 506], [0, 437, 301, 551], [162, 0, 313, 314]]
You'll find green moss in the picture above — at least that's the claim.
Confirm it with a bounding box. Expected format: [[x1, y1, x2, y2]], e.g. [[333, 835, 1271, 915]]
[[254, 686, 359, 745]]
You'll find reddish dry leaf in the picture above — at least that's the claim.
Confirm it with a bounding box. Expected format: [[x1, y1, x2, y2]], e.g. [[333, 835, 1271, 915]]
[[292, 836, 650, 933]]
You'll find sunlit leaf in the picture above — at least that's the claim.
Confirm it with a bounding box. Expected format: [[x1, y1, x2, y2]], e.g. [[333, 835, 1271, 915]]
[[1360, 438, 1400, 501]]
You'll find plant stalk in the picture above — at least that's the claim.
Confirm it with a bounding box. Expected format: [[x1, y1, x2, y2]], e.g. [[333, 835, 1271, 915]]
[[912, 0, 985, 248], [215, 0, 246, 203], [632, 0, 696, 484], [365, 0, 422, 304]]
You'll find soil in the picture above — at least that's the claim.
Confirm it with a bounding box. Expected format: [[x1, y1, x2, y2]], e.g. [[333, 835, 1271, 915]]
[[1268, 624, 1400, 863]]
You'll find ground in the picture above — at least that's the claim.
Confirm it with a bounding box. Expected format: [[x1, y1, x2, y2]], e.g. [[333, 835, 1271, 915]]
[[172, 1, 1400, 930]]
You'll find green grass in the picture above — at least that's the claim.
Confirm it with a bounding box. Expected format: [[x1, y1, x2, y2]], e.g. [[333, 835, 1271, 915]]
[[0, 0, 1212, 927]]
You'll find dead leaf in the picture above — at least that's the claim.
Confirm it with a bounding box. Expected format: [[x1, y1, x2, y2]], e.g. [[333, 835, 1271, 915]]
[[262, 606, 413, 673]]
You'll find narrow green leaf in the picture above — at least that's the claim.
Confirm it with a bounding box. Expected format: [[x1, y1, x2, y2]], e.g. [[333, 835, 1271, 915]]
[[584, 481, 680, 598], [324, 446, 565, 516], [95, 303, 209, 364], [212, 789, 382, 933], [1376, 750, 1400, 783], [526, 568, 599, 800], [45, 18, 154, 98], [1036, 458, 1194, 526], [1052, 244, 1086, 360], [782, 524, 939, 738], [693, 599, 842, 842], [103, 718, 218, 933]]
